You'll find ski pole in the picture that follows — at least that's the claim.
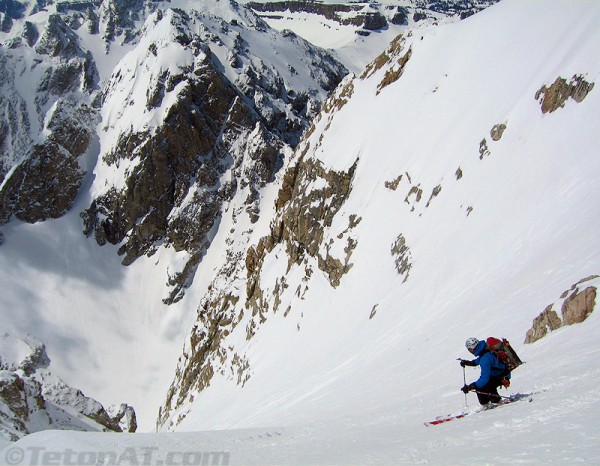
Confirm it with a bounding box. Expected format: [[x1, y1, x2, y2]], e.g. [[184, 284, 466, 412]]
[[472, 389, 512, 400], [457, 358, 468, 407], [462, 365, 468, 407]]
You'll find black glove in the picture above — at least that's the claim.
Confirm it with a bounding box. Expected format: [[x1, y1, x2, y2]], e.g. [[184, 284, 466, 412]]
[[459, 359, 476, 367], [461, 383, 477, 394]]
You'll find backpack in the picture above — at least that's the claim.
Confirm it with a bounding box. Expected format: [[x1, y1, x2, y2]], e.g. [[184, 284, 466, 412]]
[[486, 337, 523, 372]]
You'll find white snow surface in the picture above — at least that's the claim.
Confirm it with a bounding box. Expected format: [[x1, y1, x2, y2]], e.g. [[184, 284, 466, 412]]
[[2, 0, 600, 464], [0, 334, 33, 370], [256, 7, 447, 75]]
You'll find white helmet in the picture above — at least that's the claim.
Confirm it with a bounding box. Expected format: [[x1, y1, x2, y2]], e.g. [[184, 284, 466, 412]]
[[465, 337, 479, 351]]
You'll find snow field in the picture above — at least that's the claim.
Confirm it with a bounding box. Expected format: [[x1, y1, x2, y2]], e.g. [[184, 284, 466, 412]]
[[1, 0, 600, 464]]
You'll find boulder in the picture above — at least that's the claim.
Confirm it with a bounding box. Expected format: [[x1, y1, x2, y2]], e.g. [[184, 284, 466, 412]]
[[525, 277, 598, 344], [535, 75, 594, 114], [562, 286, 596, 326], [524, 305, 562, 344]]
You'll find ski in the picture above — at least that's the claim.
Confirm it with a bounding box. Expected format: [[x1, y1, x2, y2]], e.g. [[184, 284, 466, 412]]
[[424, 393, 532, 427], [424, 413, 468, 426]]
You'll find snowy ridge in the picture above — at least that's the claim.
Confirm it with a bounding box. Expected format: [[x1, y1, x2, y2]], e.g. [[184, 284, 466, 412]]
[[0, 334, 136, 445]]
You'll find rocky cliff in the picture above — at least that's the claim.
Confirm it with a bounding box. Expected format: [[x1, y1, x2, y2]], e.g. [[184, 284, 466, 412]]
[[247, 0, 499, 34], [0, 0, 349, 433], [0, 0, 347, 306], [0, 334, 136, 442], [524, 276, 599, 344]]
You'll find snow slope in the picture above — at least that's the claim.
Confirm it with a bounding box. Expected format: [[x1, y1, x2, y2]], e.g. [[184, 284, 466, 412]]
[[161, 0, 600, 431], [0, 209, 201, 430], [2, 0, 600, 463], [3, 314, 600, 464]]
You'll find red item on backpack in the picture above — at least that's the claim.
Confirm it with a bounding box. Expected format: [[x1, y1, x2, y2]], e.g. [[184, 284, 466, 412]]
[[486, 337, 523, 372]]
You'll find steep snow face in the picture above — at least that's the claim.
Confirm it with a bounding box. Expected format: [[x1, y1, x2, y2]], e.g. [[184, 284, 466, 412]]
[[156, 0, 600, 446], [1, 0, 600, 462]]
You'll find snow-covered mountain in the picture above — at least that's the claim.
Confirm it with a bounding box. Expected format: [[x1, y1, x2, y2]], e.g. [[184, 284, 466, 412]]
[[246, 0, 499, 72], [0, 334, 136, 442], [0, 0, 348, 441], [0, 0, 347, 304], [156, 0, 600, 434], [1, 0, 600, 463]]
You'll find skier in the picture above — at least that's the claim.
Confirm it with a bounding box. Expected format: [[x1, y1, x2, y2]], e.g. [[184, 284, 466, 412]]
[[460, 337, 511, 405]]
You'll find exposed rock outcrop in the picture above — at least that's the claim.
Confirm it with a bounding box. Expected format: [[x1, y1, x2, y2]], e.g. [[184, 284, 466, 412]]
[[562, 284, 596, 326], [376, 38, 412, 95], [0, 99, 96, 224], [107, 403, 138, 433], [0, 372, 46, 442], [158, 276, 247, 430], [391, 234, 412, 282], [535, 75, 594, 114], [525, 276, 598, 344], [0, 13, 98, 227], [490, 123, 506, 141], [0, 334, 137, 443], [478, 138, 490, 159], [78, 8, 345, 302], [523, 305, 562, 344]]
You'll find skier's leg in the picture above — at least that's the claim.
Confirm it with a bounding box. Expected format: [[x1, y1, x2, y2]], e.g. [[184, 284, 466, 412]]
[[487, 386, 501, 403], [479, 377, 502, 404], [476, 390, 490, 405]]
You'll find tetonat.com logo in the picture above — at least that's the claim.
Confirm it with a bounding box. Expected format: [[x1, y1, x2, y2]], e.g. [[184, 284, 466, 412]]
[[3, 446, 230, 465]]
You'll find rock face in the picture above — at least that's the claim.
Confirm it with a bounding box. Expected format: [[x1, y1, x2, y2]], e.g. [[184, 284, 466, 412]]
[[157, 79, 363, 430], [0, 99, 96, 224], [490, 123, 507, 141], [0, 11, 98, 226], [247, 0, 499, 32], [0, 334, 137, 443], [0, 372, 45, 442], [0, 1, 346, 304], [535, 75, 594, 114], [525, 276, 599, 344], [391, 234, 412, 282], [523, 305, 563, 344], [562, 285, 596, 326]]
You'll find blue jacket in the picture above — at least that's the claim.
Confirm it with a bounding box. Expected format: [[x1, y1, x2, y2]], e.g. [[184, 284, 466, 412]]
[[472, 340, 509, 389]]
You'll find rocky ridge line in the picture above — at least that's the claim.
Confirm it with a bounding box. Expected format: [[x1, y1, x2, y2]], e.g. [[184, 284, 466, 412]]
[[0, 334, 136, 443]]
